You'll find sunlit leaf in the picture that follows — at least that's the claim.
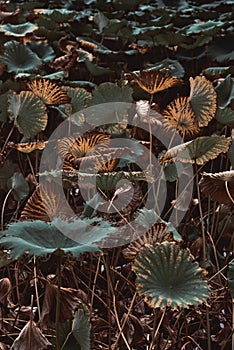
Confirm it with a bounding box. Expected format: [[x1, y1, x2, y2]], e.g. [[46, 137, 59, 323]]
[[20, 183, 63, 222], [122, 223, 169, 260], [1, 41, 42, 73], [199, 170, 234, 205], [0, 22, 38, 37], [160, 135, 231, 165], [133, 242, 210, 309], [7, 141, 47, 153], [189, 76, 216, 127], [57, 133, 110, 168], [163, 96, 200, 137], [126, 70, 181, 94], [8, 91, 48, 138], [27, 79, 71, 106]]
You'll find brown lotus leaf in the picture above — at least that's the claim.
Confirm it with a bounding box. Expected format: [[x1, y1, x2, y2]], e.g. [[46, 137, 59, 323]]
[[211, 324, 232, 347], [40, 283, 82, 329], [0, 278, 14, 309], [126, 70, 182, 94], [200, 170, 234, 205], [122, 223, 171, 260], [47, 49, 79, 72], [77, 37, 99, 51], [0, 8, 19, 24], [11, 320, 52, 350], [27, 79, 71, 106], [7, 141, 47, 153], [163, 96, 200, 137], [58, 35, 78, 53], [0, 342, 10, 350], [20, 182, 68, 222], [14, 305, 37, 321]]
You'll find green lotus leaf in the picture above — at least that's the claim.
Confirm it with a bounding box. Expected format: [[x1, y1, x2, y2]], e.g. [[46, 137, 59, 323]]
[[160, 135, 231, 165], [94, 11, 109, 33], [0, 160, 17, 191], [86, 84, 132, 125], [135, 208, 181, 241], [1, 41, 42, 73], [84, 60, 114, 76], [215, 107, 234, 127], [189, 76, 217, 127], [28, 42, 55, 62], [184, 20, 223, 35], [0, 22, 39, 37], [63, 87, 91, 115], [215, 74, 234, 108], [147, 58, 185, 78], [133, 242, 210, 309], [7, 172, 29, 201], [203, 66, 233, 79], [0, 218, 115, 259], [77, 37, 113, 55], [34, 8, 75, 23], [42, 71, 68, 80], [182, 34, 213, 49], [0, 91, 10, 122], [153, 32, 187, 47], [8, 91, 48, 138], [163, 162, 184, 182], [35, 16, 60, 31], [62, 309, 91, 350], [89, 83, 133, 105], [67, 81, 97, 89], [207, 35, 234, 63], [227, 261, 234, 300]]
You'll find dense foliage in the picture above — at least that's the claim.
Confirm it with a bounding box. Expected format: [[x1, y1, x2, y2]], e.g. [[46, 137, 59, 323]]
[[0, 0, 233, 349]]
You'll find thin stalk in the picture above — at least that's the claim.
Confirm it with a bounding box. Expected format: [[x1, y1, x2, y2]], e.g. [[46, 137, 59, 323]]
[[113, 291, 137, 348], [90, 252, 102, 314], [149, 308, 166, 350], [206, 306, 211, 350], [1, 189, 13, 230], [102, 253, 112, 348], [1, 123, 15, 154], [195, 167, 206, 265], [33, 256, 41, 321], [56, 253, 62, 350]]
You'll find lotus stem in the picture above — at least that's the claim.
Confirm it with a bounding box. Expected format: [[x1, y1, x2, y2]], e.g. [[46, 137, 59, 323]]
[[56, 252, 62, 350]]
